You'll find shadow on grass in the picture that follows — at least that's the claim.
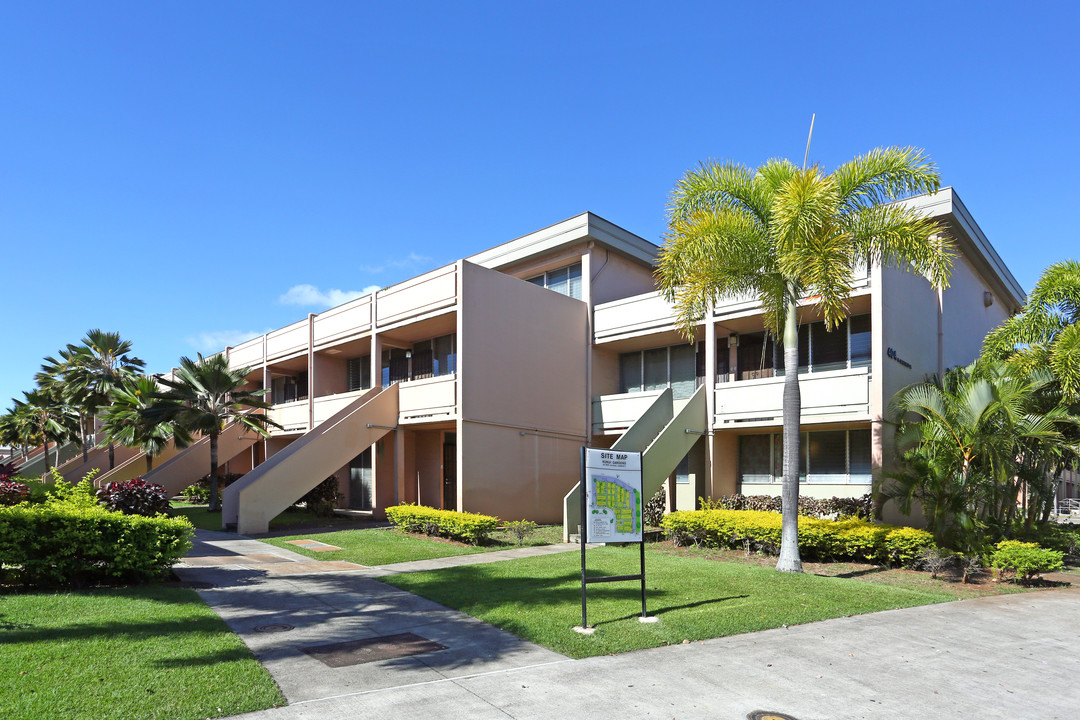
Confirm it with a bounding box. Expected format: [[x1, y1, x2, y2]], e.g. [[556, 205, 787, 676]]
[[832, 566, 890, 579], [592, 594, 750, 627]]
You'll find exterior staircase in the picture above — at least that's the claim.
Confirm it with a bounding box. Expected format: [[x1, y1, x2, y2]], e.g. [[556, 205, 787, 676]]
[[223, 384, 399, 534], [140, 419, 262, 497], [563, 384, 707, 541]]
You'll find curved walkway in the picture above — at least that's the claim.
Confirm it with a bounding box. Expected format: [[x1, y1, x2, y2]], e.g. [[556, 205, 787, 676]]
[[177, 531, 1080, 720]]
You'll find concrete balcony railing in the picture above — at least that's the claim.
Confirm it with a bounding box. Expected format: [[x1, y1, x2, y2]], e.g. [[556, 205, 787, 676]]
[[593, 265, 869, 342], [269, 399, 310, 435], [714, 366, 871, 426], [399, 373, 457, 423], [314, 389, 369, 426], [592, 389, 665, 435]]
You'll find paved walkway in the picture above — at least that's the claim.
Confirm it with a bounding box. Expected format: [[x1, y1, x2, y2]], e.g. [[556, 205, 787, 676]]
[[179, 531, 1080, 720]]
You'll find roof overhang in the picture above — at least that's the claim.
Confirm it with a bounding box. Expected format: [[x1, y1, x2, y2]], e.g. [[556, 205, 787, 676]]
[[466, 212, 658, 271]]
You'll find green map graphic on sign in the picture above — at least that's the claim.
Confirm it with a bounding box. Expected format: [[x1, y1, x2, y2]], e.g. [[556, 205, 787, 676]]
[[591, 475, 641, 535]]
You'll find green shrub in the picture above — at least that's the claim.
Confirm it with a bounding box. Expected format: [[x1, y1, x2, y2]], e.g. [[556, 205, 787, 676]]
[[386, 504, 499, 545], [1037, 525, 1080, 556], [990, 540, 1064, 582], [0, 503, 194, 587], [698, 493, 874, 520], [300, 476, 340, 517], [180, 483, 210, 503], [661, 509, 935, 566], [504, 519, 538, 545]]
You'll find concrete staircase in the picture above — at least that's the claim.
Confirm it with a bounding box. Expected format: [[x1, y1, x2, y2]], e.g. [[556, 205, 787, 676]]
[[563, 384, 707, 541], [223, 384, 400, 535]]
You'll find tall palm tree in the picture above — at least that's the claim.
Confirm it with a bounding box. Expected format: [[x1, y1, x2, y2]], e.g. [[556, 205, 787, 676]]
[[150, 354, 278, 511], [0, 410, 30, 462], [657, 147, 953, 572], [63, 330, 146, 469], [100, 376, 190, 473], [12, 388, 80, 473], [37, 347, 92, 463]]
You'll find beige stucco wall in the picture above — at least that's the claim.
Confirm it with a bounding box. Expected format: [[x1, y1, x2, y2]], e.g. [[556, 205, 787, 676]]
[[459, 261, 588, 522], [588, 246, 657, 305], [413, 430, 445, 508], [313, 354, 347, 397], [941, 254, 1012, 370]]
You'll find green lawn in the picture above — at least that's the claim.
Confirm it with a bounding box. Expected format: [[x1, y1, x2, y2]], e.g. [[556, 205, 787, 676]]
[[0, 585, 284, 720], [259, 525, 564, 566], [381, 544, 955, 658], [172, 503, 359, 532]]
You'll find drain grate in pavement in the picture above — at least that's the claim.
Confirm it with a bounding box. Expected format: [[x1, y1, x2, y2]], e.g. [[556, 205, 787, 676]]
[[301, 632, 447, 668], [254, 623, 296, 633]]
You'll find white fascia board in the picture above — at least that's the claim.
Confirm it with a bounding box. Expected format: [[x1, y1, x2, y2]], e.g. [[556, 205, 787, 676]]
[[900, 188, 1026, 308], [466, 212, 658, 270]]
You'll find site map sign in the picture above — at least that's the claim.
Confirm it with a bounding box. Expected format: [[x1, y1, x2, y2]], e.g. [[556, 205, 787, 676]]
[[584, 448, 643, 543]]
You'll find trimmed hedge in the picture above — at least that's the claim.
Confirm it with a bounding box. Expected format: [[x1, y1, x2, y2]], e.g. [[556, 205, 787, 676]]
[[661, 509, 934, 566], [385, 504, 499, 545], [0, 503, 194, 587]]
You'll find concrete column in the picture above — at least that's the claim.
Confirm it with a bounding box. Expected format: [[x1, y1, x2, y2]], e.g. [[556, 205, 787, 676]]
[[261, 333, 269, 465], [308, 313, 315, 430], [583, 246, 593, 446], [394, 429, 406, 507], [704, 317, 716, 501]]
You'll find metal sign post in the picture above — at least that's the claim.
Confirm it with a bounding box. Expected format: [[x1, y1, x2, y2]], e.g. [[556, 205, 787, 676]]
[[577, 447, 651, 632]]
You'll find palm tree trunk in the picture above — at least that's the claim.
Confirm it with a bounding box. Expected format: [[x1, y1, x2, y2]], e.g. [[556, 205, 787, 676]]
[[776, 284, 803, 573], [208, 431, 220, 512], [43, 441, 51, 474], [108, 442, 115, 470], [80, 412, 88, 463], [145, 453, 153, 474]]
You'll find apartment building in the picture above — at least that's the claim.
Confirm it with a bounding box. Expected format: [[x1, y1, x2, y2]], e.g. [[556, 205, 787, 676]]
[[65, 187, 1023, 534]]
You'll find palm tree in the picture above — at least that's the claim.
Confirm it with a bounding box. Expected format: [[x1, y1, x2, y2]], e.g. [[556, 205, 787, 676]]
[[0, 410, 30, 462], [150, 354, 278, 511], [12, 388, 80, 473], [657, 147, 953, 572], [983, 260, 1080, 398], [100, 376, 190, 473], [37, 347, 92, 463], [62, 330, 146, 469], [883, 360, 1078, 550]]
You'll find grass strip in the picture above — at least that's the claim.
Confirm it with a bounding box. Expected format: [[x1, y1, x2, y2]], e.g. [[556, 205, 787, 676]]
[[382, 544, 953, 658], [259, 525, 565, 566], [0, 585, 284, 720]]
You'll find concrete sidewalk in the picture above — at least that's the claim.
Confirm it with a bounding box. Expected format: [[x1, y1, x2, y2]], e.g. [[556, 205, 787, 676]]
[[181, 531, 1080, 719], [175, 530, 572, 703]]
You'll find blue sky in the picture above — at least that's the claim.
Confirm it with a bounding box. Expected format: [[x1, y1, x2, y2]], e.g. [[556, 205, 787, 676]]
[[2, 2, 1077, 407]]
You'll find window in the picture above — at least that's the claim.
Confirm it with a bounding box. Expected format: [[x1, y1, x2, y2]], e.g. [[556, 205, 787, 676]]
[[619, 343, 704, 400], [525, 263, 583, 300], [739, 314, 872, 379], [675, 454, 691, 484], [346, 356, 370, 392], [270, 371, 308, 404], [738, 428, 871, 484], [380, 333, 457, 386]]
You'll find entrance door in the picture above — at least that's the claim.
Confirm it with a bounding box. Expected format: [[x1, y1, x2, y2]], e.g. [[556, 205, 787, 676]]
[[349, 448, 373, 510], [442, 432, 456, 511]]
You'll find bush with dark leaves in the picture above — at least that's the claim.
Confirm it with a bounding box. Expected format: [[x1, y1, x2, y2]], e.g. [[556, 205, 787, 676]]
[[0, 480, 30, 506], [300, 476, 340, 517], [96, 477, 171, 517]]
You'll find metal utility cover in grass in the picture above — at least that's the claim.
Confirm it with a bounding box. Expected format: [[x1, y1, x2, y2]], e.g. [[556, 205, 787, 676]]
[[301, 633, 447, 668]]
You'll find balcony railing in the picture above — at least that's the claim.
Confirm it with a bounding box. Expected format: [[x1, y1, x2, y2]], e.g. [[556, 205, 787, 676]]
[[714, 366, 871, 426]]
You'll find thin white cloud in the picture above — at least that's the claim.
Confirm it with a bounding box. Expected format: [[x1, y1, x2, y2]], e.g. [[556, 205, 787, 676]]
[[356, 252, 431, 274], [185, 329, 271, 353], [278, 284, 381, 308]]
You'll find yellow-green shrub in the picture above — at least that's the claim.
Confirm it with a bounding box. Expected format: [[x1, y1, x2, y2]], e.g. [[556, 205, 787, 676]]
[[661, 509, 934, 565], [990, 540, 1064, 581], [0, 503, 194, 587], [386, 504, 499, 545]]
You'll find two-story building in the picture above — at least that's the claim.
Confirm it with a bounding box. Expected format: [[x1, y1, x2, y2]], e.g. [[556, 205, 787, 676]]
[[79, 187, 1024, 534]]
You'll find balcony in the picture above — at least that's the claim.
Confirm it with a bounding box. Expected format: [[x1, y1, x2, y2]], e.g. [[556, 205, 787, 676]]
[[714, 366, 871, 426], [399, 374, 457, 423], [593, 265, 870, 343], [591, 390, 665, 435], [269, 399, 309, 435]]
